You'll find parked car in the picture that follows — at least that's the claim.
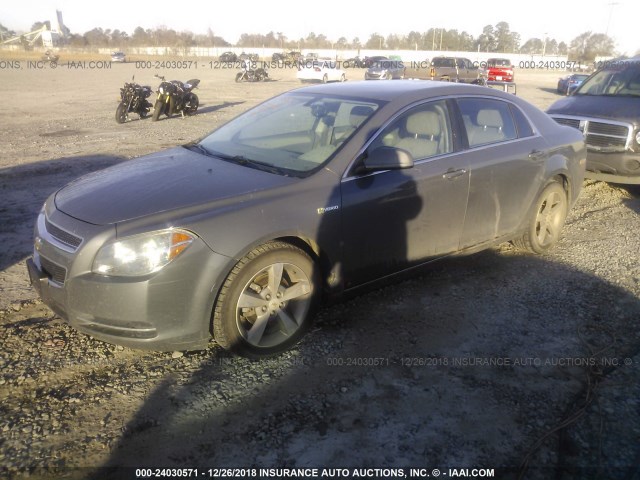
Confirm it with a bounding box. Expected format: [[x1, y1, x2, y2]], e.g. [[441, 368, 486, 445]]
[[239, 52, 259, 62], [556, 74, 589, 95], [343, 56, 365, 68], [297, 58, 346, 83], [272, 51, 302, 63], [304, 53, 319, 63], [548, 57, 640, 184], [27, 81, 585, 358], [430, 56, 483, 83], [41, 50, 59, 62], [364, 57, 405, 80], [362, 55, 387, 68], [110, 51, 126, 63], [486, 58, 514, 82], [219, 51, 237, 63]]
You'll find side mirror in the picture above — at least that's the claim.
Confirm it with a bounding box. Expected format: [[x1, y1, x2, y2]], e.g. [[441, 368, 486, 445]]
[[363, 146, 414, 171]]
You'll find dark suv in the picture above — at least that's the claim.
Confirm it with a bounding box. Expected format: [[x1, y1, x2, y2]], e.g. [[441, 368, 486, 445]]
[[547, 58, 640, 184]]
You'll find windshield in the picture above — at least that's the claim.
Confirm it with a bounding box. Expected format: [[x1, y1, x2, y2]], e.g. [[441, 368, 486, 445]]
[[488, 59, 511, 67], [197, 93, 381, 176], [575, 66, 640, 97]]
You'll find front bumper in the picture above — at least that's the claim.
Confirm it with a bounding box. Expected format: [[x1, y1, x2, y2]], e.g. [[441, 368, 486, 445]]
[[586, 150, 640, 183], [364, 71, 391, 80], [28, 205, 232, 351]]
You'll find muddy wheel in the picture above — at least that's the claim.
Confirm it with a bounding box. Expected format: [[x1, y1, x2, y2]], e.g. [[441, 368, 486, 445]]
[[513, 181, 568, 254], [115, 103, 127, 124], [213, 242, 318, 358]]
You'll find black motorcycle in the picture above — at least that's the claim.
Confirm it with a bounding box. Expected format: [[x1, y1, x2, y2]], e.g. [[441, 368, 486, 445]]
[[235, 66, 269, 82], [151, 75, 200, 121], [115, 76, 153, 123]]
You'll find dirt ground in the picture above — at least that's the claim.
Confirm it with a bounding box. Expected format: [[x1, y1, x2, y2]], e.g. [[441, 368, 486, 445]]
[[1, 59, 639, 479]]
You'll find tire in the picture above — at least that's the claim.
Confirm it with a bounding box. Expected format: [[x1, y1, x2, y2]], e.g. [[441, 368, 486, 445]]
[[151, 99, 163, 121], [322, 74, 328, 83], [213, 242, 319, 358], [235, 72, 244, 82], [340, 74, 346, 82], [385, 72, 392, 80], [185, 93, 199, 114], [513, 181, 568, 254], [167, 96, 176, 117], [115, 103, 127, 124]]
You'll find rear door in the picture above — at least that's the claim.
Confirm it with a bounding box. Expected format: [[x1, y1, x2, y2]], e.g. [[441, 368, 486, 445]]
[[454, 97, 548, 248]]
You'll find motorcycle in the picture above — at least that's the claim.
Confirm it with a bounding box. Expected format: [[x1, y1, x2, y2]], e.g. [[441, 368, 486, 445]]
[[235, 63, 269, 82], [115, 76, 153, 123], [151, 75, 200, 121]]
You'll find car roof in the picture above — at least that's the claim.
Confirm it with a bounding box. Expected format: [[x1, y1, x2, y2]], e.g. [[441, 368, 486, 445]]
[[293, 80, 514, 103]]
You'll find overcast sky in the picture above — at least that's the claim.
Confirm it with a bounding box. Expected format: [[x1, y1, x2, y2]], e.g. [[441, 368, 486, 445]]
[[2, 0, 638, 55]]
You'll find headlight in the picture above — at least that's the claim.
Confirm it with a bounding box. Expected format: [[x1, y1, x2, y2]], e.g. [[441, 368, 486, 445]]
[[92, 229, 194, 277], [159, 86, 165, 94], [636, 130, 640, 145]]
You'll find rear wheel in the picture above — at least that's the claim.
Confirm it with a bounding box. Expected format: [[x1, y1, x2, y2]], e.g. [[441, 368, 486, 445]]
[[115, 103, 127, 124], [185, 93, 199, 114], [513, 181, 568, 254], [340, 74, 346, 82], [322, 74, 328, 83], [213, 242, 318, 358]]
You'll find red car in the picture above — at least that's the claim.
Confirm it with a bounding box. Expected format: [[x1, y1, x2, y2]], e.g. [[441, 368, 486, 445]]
[[486, 58, 514, 82]]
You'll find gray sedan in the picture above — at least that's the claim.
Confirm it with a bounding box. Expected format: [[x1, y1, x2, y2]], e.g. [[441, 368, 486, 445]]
[[28, 81, 586, 357]]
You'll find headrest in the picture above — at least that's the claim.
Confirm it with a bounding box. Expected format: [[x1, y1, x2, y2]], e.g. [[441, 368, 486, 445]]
[[405, 111, 441, 136], [477, 109, 503, 128]]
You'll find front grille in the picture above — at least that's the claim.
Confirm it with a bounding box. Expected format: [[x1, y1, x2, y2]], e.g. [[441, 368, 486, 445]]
[[45, 218, 82, 250], [588, 122, 629, 137], [551, 115, 632, 152], [586, 134, 627, 148], [554, 117, 580, 129], [40, 256, 67, 284]]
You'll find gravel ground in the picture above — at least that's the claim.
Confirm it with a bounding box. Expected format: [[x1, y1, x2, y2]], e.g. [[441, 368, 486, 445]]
[[0, 60, 639, 480]]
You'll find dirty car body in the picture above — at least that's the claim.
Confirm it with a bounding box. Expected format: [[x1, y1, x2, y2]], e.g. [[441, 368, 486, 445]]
[[28, 81, 586, 357]]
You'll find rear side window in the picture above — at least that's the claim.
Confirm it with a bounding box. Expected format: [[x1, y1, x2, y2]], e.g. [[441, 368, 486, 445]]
[[457, 98, 518, 147]]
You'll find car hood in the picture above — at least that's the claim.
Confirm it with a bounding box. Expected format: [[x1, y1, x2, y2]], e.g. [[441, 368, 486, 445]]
[[547, 95, 640, 125], [54, 147, 295, 225]]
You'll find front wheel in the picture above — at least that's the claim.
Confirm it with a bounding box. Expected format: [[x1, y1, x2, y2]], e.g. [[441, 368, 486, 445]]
[[235, 72, 244, 82], [513, 181, 568, 254], [213, 242, 318, 358], [115, 103, 127, 124], [322, 74, 328, 83], [151, 99, 164, 121]]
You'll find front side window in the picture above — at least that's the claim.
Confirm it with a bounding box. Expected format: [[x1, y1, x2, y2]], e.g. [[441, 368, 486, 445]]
[[368, 100, 453, 161], [457, 98, 518, 147]]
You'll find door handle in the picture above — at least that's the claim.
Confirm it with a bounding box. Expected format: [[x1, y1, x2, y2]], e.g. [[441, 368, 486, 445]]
[[529, 149, 546, 160], [443, 168, 467, 180]]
